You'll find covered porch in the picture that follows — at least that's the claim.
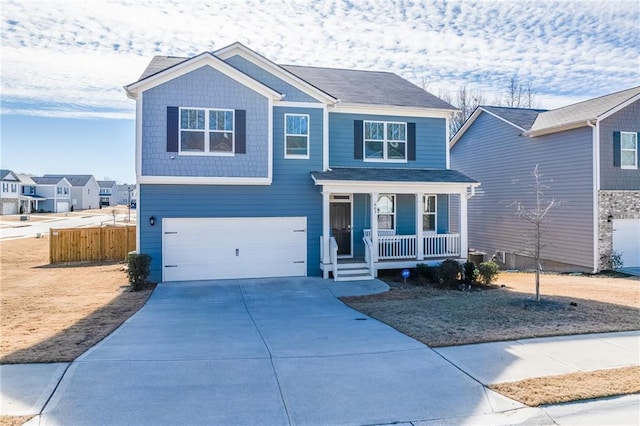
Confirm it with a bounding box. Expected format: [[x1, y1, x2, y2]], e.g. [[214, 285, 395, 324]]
[[312, 168, 479, 281]]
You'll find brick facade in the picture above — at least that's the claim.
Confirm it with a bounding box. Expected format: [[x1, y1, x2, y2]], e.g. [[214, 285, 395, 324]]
[[598, 190, 640, 269]]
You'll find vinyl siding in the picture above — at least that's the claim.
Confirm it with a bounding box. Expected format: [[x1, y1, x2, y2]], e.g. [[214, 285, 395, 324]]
[[329, 113, 447, 168], [599, 100, 640, 190], [141, 66, 270, 178], [140, 106, 324, 282], [451, 112, 595, 270], [224, 55, 320, 103]]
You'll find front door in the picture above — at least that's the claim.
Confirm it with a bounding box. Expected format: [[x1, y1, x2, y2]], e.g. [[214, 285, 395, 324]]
[[330, 202, 351, 256]]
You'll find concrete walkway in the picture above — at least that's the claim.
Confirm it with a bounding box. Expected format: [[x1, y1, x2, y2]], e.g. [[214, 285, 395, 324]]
[[1, 278, 638, 425]]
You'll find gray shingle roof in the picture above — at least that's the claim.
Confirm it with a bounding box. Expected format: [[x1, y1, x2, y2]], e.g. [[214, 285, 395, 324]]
[[134, 52, 456, 110], [0, 169, 18, 181], [311, 167, 477, 184], [481, 106, 547, 131], [33, 176, 65, 185], [530, 86, 640, 133], [44, 174, 94, 187], [282, 65, 456, 109], [97, 180, 117, 188], [17, 174, 36, 185]]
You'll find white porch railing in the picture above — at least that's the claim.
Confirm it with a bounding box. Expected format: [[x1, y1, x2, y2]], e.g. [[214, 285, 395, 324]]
[[329, 236, 339, 279], [363, 229, 397, 237], [364, 232, 460, 260]]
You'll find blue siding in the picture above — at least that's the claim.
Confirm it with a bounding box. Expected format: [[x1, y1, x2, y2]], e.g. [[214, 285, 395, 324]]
[[396, 194, 415, 235], [451, 112, 594, 270], [142, 66, 269, 178], [329, 113, 447, 168], [352, 194, 369, 257], [140, 105, 324, 282], [437, 194, 449, 233], [224, 55, 320, 103], [599, 100, 640, 190]]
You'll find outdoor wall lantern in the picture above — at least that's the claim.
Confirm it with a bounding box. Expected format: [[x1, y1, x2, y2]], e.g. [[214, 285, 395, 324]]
[[607, 215, 613, 223], [149, 216, 156, 226]]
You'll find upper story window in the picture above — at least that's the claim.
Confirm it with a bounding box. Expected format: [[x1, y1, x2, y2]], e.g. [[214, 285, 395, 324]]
[[364, 121, 406, 162], [423, 195, 437, 233], [621, 132, 638, 169], [180, 108, 234, 155], [376, 194, 395, 230], [57, 186, 63, 195], [10, 184, 17, 193], [285, 114, 309, 159], [1, 183, 7, 192]]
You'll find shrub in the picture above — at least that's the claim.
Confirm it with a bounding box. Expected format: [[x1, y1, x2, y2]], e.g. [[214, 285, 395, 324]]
[[127, 253, 151, 291], [416, 263, 439, 284], [439, 259, 462, 286], [463, 261, 477, 284], [477, 261, 500, 285]]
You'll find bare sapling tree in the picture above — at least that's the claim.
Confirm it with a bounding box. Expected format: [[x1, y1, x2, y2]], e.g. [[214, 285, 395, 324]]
[[512, 165, 562, 302]]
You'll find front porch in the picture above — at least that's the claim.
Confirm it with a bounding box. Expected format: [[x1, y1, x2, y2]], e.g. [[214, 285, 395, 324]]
[[311, 167, 479, 281]]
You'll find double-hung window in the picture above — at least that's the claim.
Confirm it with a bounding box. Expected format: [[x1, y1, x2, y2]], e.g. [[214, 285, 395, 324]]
[[57, 187, 63, 195], [2, 183, 7, 192], [364, 121, 407, 161], [423, 195, 437, 233], [621, 132, 638, 169], [285, 114, 309, 159], [180, 108, 234, 155], [377, 194, 395, 230], [10, 184, 17, 193]]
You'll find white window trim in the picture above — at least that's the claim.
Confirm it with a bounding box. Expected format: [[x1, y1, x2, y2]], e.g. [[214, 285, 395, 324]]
[[376, 194, 396, 231], [179, 107, 235, 157], [423, 194, 437, 234], [363, 120, 408, 163], [284, 113, 310, 159], [621, 131, 638, 169]]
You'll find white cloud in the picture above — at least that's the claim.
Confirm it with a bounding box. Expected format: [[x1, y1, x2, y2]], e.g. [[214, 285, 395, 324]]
[[1, 0, 638, 118]]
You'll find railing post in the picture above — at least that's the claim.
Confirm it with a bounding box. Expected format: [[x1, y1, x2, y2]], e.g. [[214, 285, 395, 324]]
[[370, 192, 379, 263], [415, 193, 424, 260]]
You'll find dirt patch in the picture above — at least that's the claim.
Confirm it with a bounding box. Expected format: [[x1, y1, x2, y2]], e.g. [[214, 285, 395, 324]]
[[490, 366, 640, 406], [0, 416, 34, 426], [0, 237, 154, 363], [342, 271, 640, 347]]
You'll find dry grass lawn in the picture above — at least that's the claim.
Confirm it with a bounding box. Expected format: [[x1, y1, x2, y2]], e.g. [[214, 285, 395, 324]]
[[490, 366, 640, 406], [0, 237, 154, 364], [0, 416, 33, 426]]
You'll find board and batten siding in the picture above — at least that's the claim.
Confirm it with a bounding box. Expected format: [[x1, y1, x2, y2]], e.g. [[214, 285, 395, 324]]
[[450, 112, 595, 270], [141, 66, 270, 178], [139, 105, 324, 282], [599, 99, 640, 190], [328, 113, 447, 168]]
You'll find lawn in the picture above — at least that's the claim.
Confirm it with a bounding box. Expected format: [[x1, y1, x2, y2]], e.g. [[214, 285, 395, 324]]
[[342, 269, 640, 405], [0, 236, 154, 364]]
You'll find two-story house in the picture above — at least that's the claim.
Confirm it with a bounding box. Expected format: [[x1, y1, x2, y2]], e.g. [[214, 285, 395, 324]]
[[31, 176, 72, 212], [97, 180, 118, 207], [450, 86, 640, 273], [0, 169, 21, 215], [17, 174, 45, 213], [117, 184, 137, 206], [126, 42, 479, 283], [44, 175, 100, 210]]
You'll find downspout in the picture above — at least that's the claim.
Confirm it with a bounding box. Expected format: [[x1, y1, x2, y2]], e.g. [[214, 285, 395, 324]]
[[586, 119, 599, 273]]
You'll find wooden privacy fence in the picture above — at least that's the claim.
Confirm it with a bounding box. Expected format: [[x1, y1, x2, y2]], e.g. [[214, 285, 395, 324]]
[[50, 226, 136, 264]]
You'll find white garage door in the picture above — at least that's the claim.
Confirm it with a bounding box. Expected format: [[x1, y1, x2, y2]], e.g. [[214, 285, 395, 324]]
[[612, 219, 640, 268], [56, 202, 69, 213], [2, 202, 17, 215], [163, 217, 307, 282]]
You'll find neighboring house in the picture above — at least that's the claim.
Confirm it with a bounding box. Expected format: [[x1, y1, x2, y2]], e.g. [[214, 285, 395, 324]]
[[116, 184, 137, 206], [0, 169, 20, 215], [450, 86, 640, 272], [31, 177, 72, 213], [44, 174, 100, 210], [17, 174, 46, 213], [125, 42, 479, 283], [97, 180, 118, 207]]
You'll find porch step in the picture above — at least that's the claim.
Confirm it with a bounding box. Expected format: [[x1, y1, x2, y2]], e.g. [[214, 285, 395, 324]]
[[334, 263, 374, 281]]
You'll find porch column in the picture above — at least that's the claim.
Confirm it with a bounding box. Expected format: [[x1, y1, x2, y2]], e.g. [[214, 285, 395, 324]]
[[322, 191, 331, 279], [460, 191, 468, 260], [370, 192, 379, 264], [415, 193, 424, 260]]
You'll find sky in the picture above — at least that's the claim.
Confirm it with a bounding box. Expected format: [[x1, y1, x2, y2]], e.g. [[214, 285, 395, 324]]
[[1, 0, 638, 184]]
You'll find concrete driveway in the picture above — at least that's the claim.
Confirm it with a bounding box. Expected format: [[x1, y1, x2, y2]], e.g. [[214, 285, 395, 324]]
[[37, 277, 525, 425]]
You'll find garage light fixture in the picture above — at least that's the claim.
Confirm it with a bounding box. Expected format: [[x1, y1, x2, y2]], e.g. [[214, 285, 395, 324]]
[[149, 216, 156, 226], [607, 215, 613, 223]]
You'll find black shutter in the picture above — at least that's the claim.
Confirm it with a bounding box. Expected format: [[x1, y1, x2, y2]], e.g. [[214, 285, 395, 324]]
[[354, 120, 363, 159], [166, 107, 179, 153], [613, 131, 621, 167], [407, 122, 416, 161], [235, 110, 246, 154]]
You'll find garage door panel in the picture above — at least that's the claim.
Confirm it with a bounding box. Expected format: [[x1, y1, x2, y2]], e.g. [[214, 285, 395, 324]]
[[612, 219, 640, 268], [163, 217, 307, 281]]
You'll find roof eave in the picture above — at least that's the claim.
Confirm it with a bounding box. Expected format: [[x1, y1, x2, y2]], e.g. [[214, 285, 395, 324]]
[[525, 120, 593, 137]]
